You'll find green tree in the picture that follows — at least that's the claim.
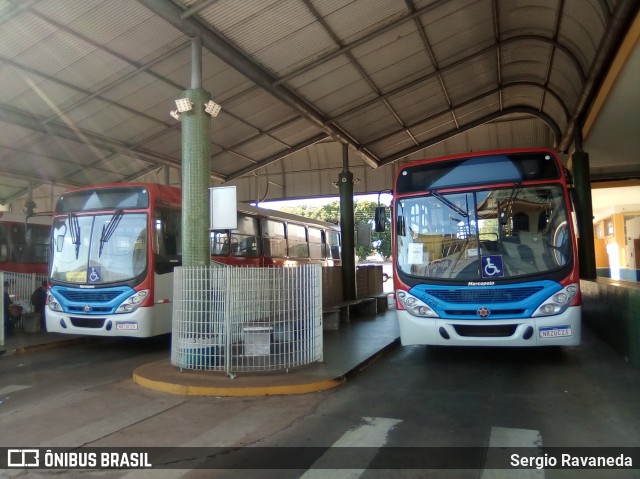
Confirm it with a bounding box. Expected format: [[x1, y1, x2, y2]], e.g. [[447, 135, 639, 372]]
[[314, 201, 341, 224]]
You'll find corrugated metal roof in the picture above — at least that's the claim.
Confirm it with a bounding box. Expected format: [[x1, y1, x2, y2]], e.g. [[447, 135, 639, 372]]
[[0, 0, 637, 209]]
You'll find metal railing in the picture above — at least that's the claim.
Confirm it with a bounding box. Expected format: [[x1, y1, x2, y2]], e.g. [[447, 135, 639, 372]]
[[1, 271, 47, 347], [171, 264, 322, 373], [1, 271, 47, 314]]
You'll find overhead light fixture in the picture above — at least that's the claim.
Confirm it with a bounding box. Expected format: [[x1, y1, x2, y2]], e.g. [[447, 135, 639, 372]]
[[169, 110, 181, 121], [175, 98, 194, 112], [204, 100, 222, 117]]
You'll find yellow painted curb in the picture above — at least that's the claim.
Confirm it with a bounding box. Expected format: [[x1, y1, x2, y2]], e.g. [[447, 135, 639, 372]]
[[132, 371, 344, 397]]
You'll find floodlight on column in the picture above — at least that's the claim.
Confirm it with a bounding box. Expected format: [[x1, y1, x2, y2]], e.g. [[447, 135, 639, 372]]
[[204, 100, 222, 117], [169, 110, 181, 121], [175, 98, 194, 112]]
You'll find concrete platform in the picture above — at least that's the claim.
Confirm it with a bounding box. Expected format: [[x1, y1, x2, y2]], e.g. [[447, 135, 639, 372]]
[[1, 307, 400, 397], [134, 310, 400, 396], [0, 329, 92, 355]]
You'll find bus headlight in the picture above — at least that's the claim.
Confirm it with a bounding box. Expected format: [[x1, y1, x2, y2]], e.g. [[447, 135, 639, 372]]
[[532, 284, 578, 317], [47, 293, 63, 312], [396, 290, 439, 318], [115, 290, 149, 314]]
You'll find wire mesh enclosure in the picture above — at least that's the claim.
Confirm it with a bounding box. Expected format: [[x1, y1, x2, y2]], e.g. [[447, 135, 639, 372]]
[[171, 264, 323, 373]]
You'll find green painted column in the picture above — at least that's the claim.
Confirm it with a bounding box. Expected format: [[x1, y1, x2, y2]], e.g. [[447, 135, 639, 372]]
[[180, 39, 212, 268], [572, 150, 596, 279], [180, 87, 211, 267], [339, 144, 356, 301]]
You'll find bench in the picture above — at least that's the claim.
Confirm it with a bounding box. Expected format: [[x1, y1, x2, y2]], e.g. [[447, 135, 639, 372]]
[[322, 297, 378, 331], [361, 292, 393, 313]]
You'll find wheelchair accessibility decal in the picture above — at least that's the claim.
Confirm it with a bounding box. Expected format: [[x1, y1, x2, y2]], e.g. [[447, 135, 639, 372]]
[[88, 266, 102, 283], [481, 255, 504, 278]]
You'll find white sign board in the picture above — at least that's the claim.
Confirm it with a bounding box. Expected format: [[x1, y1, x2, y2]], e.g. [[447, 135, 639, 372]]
[[209, 186, 238, 230], [408, 243, 424, 264]]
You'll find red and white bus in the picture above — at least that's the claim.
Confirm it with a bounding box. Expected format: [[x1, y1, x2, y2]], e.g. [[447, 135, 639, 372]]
[[0, 211, 51, 275], [46, 183, 341, 338], [211, 203, 341, 267], [381, 148, 581, 347]]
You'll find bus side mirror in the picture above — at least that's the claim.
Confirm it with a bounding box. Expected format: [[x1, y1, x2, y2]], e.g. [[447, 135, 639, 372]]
[[374, 206, 386, 232], [396, 216, 406, 237]]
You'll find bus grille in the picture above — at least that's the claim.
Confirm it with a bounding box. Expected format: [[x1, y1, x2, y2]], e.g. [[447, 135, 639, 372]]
[[68, 306, 112, 313], [70, 317, 106, 328], [453, 324, 518, 337], [445, 309, 525, 316], [426, 287, 543, 304], [58, 290, 121, 302]]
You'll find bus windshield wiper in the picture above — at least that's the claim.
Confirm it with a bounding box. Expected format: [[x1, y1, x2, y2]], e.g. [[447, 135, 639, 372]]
[[99, 210, 124, 257], [69, 214, 81, 260], [431, 191, 469, 218]]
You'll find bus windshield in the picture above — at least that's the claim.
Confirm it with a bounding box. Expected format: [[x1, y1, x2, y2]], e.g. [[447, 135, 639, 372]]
[[396, 184, 571, 281], [50, 213, 148, 284]]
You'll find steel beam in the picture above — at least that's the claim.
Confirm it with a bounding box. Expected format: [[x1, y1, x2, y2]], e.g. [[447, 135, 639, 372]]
[[136, 0, 380, 169]]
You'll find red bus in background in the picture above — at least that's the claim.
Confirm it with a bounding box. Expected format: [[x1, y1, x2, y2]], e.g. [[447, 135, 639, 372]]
[[210, 203, 341, 267], [46, 183, 341, 338], [0, 211, 51, 274]]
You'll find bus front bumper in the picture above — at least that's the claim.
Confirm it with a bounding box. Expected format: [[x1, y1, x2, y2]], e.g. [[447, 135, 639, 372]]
[[45, 307, 158, 338], [397, 306, 581, 347]]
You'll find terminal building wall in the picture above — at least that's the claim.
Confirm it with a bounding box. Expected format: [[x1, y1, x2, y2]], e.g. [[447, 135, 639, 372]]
[[593, 206, 640, 282]]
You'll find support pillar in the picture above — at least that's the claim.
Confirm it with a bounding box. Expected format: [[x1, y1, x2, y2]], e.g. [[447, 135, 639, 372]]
[[181, 38, 211, 267], [25, 183, 35, 215], [339, 144, 356, 301], [572, 150, 597, 279]]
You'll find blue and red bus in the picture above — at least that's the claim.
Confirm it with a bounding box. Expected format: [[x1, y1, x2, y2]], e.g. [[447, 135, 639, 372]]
[[383, 148, 580, 347], [46, 183, 340, 338]]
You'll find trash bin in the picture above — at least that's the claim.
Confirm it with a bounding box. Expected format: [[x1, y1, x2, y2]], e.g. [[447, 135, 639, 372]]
[[242, 324, 272, 356], [176, 335, 221, 368]]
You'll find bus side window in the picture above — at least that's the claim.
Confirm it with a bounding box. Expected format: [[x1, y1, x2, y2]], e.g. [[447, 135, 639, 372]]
[[287, 223, 309, 259], [262, 219, 286, 258], [0, 224, 7, 262], [231, 214, 260, 257], [10, 224, 25, 262], [328, 231, 341, 259], [28, 225, 51, 263], [308, 227, 324, 260], [211, 231, 230, 255]]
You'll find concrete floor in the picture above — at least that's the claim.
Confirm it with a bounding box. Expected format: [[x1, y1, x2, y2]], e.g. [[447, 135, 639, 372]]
[[1, 298, 400, 397]]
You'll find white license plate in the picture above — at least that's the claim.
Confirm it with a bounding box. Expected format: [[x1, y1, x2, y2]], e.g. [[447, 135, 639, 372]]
[[116, 322, 138, 331], [539, 326, 571, 338]]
